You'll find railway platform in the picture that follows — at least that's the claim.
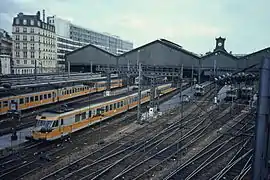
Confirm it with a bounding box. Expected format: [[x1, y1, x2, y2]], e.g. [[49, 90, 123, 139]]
[[160, 81, 211, 111], [0, 127, 32, 150]]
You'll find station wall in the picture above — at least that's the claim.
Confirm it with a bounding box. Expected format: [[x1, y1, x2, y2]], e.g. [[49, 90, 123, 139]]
[[66, 44, 117, 66], [118, 40, 200, 68], [65, 38, 270, 72], [201, 51, 238, 70]]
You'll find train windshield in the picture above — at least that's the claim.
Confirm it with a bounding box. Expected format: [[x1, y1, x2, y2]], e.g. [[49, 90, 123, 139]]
[[227, 90, 236, 95], [35, 120, 53, 128], [195, 87, 203, 91]]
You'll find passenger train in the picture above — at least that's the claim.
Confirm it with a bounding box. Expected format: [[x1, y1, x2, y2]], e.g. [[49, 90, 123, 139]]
[[194, 84, 210, 96], [0, 79, 123, 116], [224, 85, 255, 103], [30, 84, 176, 141], [224, 86, 240, 101]]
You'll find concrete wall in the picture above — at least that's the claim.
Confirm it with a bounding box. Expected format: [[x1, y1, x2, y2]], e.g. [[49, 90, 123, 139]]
[[66, 39, 269, 73], [237, 48, 270, 69], [66, 45, 117, 66], [118, 42, 200, 68], [201, 52, 237, 70]]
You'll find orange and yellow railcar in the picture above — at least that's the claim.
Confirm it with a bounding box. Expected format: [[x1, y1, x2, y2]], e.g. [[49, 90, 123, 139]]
[[31, 83, 176, 141], [0, 79, 123, 115]]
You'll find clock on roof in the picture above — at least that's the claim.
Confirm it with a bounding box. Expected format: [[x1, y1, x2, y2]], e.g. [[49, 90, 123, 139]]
[[214, 37, 226, 52]]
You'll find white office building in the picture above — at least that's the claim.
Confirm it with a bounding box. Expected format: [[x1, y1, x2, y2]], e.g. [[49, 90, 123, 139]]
[[47, 15, 133, 65]]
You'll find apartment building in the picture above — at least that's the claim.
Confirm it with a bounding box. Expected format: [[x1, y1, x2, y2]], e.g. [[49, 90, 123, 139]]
[[12, 11, 57, 74], [0, 29, 12, 74]]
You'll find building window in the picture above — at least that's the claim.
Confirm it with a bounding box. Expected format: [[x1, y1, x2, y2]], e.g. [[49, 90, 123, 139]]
[[30, 36, 34, 41], [30, 28, 34, 33], [23, 27, 27, 33], [30, 20, 34, 25], [15, 43, 20, 49], [24, 60, 27, 64], [15, 27, 19, 32], [31, 60, 35, 64], [23, 35, 27, 41], [23, 19, 27, 25], [23, 43, 27, 50], [37, 21, 41, 27], [30, 52, 35, 58], [30, 43, 34, 50], [15, 19, 19, 25], [15, 51, 20, 57], [23, 51, 27, 58], [15, 35, 19, 40], [16, 60, 20, 64]]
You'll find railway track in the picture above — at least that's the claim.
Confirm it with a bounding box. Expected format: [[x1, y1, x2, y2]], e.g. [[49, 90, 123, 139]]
[[0, 86, 132, 136], [161, 111, 254, 180], [44, 105, 212, 180], [0, 87, 188, 180], [109, 105, 236, 180], [0, 84, 219, 180], [0, 110, 139, 180], [35, 88, 220, 180]]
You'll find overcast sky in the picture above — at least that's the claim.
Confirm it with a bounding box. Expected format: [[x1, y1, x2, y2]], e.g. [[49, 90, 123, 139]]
[[0, 0, 269, 54]]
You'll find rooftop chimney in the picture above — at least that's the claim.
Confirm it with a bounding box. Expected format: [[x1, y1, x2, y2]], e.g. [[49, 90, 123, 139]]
[[43, 9, 45, 22], [36, 11, 40, 19]]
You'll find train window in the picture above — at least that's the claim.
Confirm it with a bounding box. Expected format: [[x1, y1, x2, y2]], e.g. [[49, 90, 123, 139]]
[[117, 102, 120, 108], [110, 104, 113, 111], [73, 89, 75, 93], [30, 96, 34, 102], [97, 107, 105, 115], [75, 114, 81, 122], [121, 101, 124, 107], [40, 95, 43, 100], [3, 101, 8, 107], [69, 89, 72, 94], [53, 120, 59, 127], [25, 97, 29, 103], [105, 105, 109, 112], [19, 98, 24, 104], [48, 93, 51, 98], [44, 94, 47, 99], [35, 96, 38, 101], [61, 119, 64, 125], [82, 112, 86, 120], [89, 110, 92, 118], [0, 102, 2, 108], [114, 103, 117, 109]]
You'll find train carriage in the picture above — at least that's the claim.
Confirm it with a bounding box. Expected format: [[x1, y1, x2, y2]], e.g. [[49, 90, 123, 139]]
[[240, 86, 254, 100], [0, 79, 123, 116], [224, 87, 240, 101], [31, 83, 175, 141], [194, 84, 206, 96]]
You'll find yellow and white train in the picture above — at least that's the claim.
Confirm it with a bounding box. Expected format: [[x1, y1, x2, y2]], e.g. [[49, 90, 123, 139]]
[[0, 79, 123, 115], [31, 83, 177, 141]]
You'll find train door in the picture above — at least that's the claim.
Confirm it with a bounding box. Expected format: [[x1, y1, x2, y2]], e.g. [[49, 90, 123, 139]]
[[9, 99, 18, 112], [52, 91, 56, 102], [60, 118, 64, 137]]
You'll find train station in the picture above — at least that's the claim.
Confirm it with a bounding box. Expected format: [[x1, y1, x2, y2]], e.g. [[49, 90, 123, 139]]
[[0, 32, 269, 179]]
